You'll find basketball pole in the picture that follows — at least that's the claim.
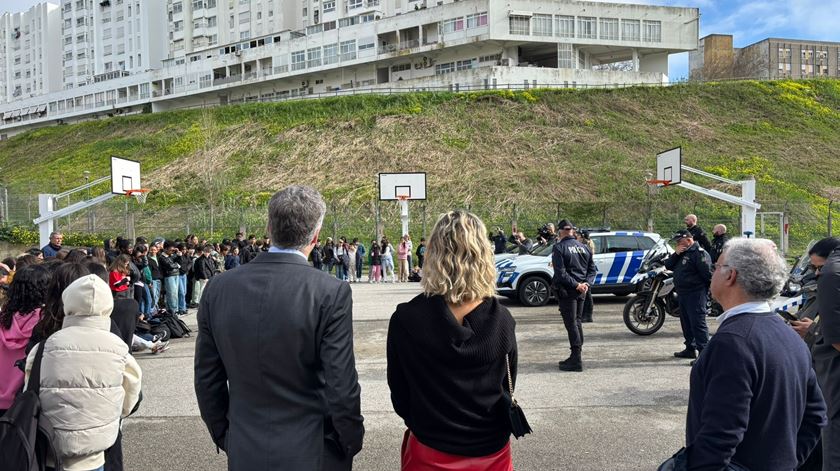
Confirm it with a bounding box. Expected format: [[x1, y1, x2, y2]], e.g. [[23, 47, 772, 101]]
[[400, 198, 409, 237]]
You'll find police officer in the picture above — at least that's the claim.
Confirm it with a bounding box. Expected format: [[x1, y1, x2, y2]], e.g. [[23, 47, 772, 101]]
[[684, 214, 712, 253], [709, 224, 729, 264], [666, 230, 713, 363], [552, 219, 597, 372]]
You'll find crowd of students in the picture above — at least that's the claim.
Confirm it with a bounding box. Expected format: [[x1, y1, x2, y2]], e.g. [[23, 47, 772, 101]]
[[312, 234, 427, 283]]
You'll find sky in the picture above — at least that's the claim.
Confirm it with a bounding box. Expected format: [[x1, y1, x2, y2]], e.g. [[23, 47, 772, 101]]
[[3, 0, 840, 80]]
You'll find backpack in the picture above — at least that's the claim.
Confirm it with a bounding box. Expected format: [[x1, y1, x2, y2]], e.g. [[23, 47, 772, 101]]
[[157, 310, 192, 339], [0, 341, 62, 471]]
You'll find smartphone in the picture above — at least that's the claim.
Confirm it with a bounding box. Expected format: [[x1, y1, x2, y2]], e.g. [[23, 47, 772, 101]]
[[777, 310, 798, 323]]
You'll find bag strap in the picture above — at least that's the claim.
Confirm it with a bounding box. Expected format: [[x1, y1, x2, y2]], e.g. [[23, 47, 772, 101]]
[[26, 339, 48, 395], [505, 353, 515, 400]]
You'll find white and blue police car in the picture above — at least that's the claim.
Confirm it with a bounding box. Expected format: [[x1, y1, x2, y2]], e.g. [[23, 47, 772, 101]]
[[495, 231, 669, 307]]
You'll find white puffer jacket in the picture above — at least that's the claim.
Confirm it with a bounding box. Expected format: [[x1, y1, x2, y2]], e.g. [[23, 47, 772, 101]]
[[26, 275, 142, 471]]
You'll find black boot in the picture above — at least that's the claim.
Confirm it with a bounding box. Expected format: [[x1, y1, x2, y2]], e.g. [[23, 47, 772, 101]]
[[674, 348, 697, 359], [559, 347, 583, 372]]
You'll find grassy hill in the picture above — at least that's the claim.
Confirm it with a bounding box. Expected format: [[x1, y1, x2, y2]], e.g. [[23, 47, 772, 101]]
[[0, 79, 838, 249]]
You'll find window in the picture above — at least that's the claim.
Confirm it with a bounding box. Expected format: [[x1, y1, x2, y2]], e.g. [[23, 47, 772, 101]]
[[291, 50, 305, 70], [239, 11, 250, 23], [193, 0, 203, 9], [323, 20, 336, 31], [206, 0, 215, 7], [577, 17, 596, 39], [207, 16, 217, 27], [340, 40, 356, 60], [172, 1, 182, 13], [435, 61, 455, 74], [509, 15, 530, 35], [642, 20, 661, 42], [801, 48, 814, 75], [338, 16, 358, 27], [173, 20, 183, 31], [558, 43, 573, 68], [532, 14, 552, 36], [307, 47, 321, 67], [348, 0, 362, 10], [358, 41, 374, 51], [636, 237, 656, 250], [621, 19, 640, 41], [599, 18, 618, 40], [816, 49, 829, 76], [442, 17, 464, 34], [323, 43, 338, 64], [555, 15, 574, 38], [324, 1, 335, 12], [391, 63, 411, 72], [466, 12, 487, 29], [478, 53, 501, 63], [777, 47, 791, 75], [456, 58, 475, 70], [360, 13, 375, 23], [604, 236, 639, 253]]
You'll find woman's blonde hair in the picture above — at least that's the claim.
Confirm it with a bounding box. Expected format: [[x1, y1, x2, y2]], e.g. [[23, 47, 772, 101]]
[[421, 211, 497, 304]]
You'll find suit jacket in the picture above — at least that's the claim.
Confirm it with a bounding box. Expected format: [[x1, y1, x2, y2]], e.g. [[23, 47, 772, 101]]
[[194, 252, 364, 471]]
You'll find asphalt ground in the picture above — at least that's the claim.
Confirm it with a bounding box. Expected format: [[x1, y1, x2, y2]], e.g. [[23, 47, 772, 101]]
[[124, 282, 717, 471]]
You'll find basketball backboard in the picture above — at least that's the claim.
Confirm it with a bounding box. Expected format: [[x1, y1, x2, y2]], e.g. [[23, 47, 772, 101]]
[[111, 156, 141, 195], [379, 172, 427, 200], [656, 147, 682, 185]]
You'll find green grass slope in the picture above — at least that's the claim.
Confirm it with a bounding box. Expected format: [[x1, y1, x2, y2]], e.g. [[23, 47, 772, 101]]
[[1, 79, 838, 247]]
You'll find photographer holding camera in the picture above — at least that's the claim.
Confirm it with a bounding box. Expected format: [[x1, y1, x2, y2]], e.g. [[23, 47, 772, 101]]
[[508, 225, 533, 255], [537, 223, 557, 246]]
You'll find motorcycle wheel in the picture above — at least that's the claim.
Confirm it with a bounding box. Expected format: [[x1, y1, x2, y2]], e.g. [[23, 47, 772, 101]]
[[623, 296, 666, 336]]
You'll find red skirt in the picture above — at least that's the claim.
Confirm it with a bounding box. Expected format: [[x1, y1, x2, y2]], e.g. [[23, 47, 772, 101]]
[[400, 430, 514, 471]]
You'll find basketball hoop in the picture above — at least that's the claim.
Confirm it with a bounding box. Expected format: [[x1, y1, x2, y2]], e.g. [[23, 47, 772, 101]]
[[646, 179, 671, 196], [397, 195, 409, 202], [125, 188, 150, 205]]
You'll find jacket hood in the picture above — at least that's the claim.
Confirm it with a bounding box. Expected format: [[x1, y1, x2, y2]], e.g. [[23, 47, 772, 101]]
[[0, 308, 41, 349], [62, 274, 114, 318]]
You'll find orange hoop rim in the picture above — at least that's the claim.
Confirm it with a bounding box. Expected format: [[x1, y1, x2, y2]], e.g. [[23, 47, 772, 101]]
[[124, 188, 151, 196], [396, 195, 410, 201], [646, 179, 672, 187]]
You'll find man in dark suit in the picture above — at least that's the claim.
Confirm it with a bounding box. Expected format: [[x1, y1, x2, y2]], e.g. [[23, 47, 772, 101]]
[[194, 185, 364, 471], [685, 238, 826, 470]]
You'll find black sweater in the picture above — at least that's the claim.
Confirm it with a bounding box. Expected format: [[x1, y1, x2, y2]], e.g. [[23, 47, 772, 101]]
[[387, 294, 517, 456]]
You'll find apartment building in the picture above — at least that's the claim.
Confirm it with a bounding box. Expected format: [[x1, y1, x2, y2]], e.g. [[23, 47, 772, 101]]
[[690, 34, 840, 80], [0, 0, 699, 136], [60, 0, 168, 89], [0, 3, 62, 103]]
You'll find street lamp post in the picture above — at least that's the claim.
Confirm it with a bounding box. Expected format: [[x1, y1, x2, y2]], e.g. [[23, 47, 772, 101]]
[[83, 171, 94, 232]]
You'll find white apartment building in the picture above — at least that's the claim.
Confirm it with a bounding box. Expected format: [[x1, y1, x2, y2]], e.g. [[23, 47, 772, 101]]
[[168, 0, 298, 57], [0, 0, 699, 136], [0, 3, 62, 103], [60, 0, 168, 90]]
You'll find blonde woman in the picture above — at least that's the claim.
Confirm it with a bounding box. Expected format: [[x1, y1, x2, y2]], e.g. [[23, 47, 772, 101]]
[[387, 211, 517, 471]]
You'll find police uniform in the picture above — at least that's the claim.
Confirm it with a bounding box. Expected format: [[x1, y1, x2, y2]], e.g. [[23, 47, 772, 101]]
[[551, 220, 597, 371], [665, 230, 713, 358], [710, 233, 729, 264]]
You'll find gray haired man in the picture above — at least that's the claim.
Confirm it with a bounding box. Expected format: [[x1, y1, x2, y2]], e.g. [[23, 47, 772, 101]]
[[195, 185, 364, 471], [683, 238, 826, 470]]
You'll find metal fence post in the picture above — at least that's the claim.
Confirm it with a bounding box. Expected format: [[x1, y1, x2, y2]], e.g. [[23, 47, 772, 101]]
[[421, 203, 427, 239], [829, 200, 834, 237]]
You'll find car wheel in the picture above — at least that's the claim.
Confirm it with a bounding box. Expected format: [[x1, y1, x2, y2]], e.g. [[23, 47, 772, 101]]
[[518, 276, 550, 307]]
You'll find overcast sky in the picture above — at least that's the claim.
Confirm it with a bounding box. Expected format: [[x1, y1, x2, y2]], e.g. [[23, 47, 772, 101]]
[[3, 0, 840, 80]]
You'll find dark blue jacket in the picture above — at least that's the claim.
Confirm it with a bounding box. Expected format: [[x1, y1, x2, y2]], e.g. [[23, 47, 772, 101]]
[[551, 236, 596, 297], [665, 242, 712, 292], [686, 312, 827, 471], [41, 243, 61, 258]]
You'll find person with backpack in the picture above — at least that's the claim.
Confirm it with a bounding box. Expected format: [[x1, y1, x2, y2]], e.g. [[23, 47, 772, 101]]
[[0, 265, 51, 415], [24, 275, 142, 471]]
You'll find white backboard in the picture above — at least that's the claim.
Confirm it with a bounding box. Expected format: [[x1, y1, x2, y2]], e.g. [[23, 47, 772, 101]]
[[379, 172, 427, 200], [656, 147, 682, 185], [111, 156, 141, 194]]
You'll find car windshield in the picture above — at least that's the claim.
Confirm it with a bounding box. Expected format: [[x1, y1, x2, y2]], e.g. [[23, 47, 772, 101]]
[[529, 242, 554, 257]]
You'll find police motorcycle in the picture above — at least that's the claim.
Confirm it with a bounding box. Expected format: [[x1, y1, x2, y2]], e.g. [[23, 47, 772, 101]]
[[622, 239, 679, 335]]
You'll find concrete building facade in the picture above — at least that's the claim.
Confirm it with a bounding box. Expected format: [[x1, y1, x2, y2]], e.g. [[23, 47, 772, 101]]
[[60, 0, 168, 90], [0, 3, 62, 103], [690, 34, 840, 81], [0, 0, 699, 136]]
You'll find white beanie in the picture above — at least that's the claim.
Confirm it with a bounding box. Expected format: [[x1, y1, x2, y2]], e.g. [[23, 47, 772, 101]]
[[62, 274, 114, 318]]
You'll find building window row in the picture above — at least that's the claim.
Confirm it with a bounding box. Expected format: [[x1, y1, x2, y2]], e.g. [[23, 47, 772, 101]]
[[509, 13, 659, 42], [442, 12, 487, 34]]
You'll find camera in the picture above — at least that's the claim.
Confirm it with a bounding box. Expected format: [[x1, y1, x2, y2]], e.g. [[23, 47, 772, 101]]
[[537, 224, 552, 241]]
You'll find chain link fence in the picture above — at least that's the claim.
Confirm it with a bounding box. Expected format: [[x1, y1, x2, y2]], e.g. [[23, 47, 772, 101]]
[[0, 186, 832, 257]]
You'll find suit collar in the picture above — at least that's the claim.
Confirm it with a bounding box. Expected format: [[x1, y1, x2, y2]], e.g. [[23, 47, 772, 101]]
[[248, 251, 311, 266]]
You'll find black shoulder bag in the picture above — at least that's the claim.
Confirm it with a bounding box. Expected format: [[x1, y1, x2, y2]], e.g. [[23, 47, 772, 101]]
[[505, 354, 532, 439]]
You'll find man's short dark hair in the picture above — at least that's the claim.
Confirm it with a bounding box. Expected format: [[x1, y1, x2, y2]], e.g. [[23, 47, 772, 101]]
[[248, 235, 256, 241], [267, 186, 326, 250], [163, 240, 175, 250], [809, 237, 840, 258]]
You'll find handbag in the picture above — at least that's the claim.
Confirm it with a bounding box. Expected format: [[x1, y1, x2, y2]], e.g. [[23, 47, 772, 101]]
[[505, 354, 532, 439]]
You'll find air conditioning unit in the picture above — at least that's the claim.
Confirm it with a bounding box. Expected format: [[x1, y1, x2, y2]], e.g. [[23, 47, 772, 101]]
[[234, 50, 242, 57], [301, 80, 309, 87]]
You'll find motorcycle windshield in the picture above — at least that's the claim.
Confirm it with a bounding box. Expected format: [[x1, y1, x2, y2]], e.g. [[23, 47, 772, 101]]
[[639, 238, 670, 272], [791, 240, 817, 278]]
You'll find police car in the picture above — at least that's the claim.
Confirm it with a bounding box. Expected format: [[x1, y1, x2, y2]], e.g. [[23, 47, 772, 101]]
[[495, 231, 669, 307]]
